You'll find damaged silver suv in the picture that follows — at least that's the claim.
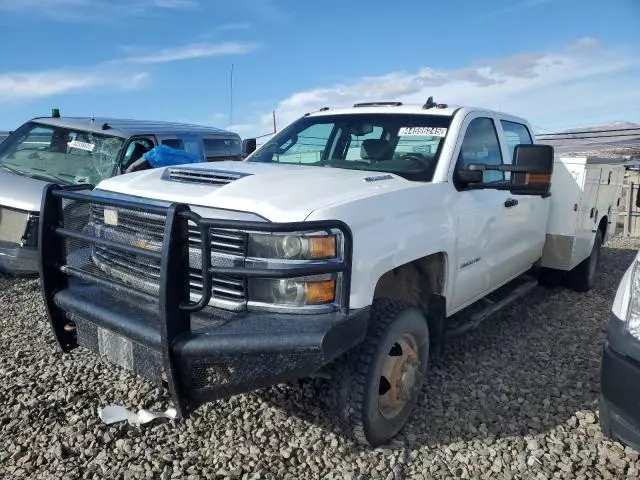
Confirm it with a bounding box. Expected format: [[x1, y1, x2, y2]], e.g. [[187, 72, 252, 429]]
[[0, 114, 243, 274]]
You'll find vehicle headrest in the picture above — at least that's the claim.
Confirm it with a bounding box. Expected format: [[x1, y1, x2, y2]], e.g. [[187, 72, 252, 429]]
[[130, 142, 149, 161], [361, 139, 392, 161]]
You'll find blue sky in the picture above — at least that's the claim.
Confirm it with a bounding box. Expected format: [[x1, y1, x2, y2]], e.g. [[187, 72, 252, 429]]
[[0, 0, 638, 137]]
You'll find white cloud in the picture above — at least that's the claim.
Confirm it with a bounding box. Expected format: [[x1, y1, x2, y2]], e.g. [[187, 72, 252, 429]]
[[0, 0, 198, 20], [0, 69, 148, 102], [480, 0, 554, 18], [0, 38, 257, 103], [235, 38, 640, 137], [213, 22, 252, 31], [233, 0, 289, 21], [125, 42, 259, 64]]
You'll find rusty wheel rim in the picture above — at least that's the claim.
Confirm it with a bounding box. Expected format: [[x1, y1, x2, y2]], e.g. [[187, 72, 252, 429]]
[[378, 333, 421, 419]]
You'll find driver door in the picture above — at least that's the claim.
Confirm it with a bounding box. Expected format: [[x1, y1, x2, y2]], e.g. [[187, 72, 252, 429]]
[[450, 115, 526, 310]]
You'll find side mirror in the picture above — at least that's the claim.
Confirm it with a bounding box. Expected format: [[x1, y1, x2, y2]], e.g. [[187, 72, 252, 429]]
[[509, 144, 554, 196], [464, 144, 554, 196], [242, 138, 257, 157], [456, 169, 483, 185]]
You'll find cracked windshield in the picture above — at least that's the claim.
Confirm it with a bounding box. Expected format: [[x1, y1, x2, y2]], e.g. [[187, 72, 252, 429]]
[[0, 122, 124, 185]]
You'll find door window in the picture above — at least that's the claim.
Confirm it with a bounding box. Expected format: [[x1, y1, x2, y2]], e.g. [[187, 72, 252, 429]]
[[456, 117, 504, 184], [121, 137, 154, 172], [501, 120, 533, 161]]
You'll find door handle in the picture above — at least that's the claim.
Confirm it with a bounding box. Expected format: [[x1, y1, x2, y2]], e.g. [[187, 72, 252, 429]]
[[504, 198, 519, 208]]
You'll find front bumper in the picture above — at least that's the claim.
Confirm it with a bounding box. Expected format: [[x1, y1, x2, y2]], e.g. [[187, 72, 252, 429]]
[[0, 240, 38, 275], [38, 185, 361, 416], [55, 282, 368, 414], [600, 314, 640, 450]]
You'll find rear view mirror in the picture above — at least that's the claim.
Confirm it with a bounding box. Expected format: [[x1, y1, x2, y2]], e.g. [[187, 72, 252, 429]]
[[348, 123, 374, 136], [242, 138, 257, 157]]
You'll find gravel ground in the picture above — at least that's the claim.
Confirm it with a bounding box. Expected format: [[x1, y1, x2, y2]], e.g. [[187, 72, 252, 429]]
[[1, 236, 640, 479]]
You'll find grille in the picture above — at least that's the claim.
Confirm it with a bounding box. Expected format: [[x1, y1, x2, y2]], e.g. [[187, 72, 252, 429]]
[[163, 167, 250, 186], [63, 202, 246, 306]]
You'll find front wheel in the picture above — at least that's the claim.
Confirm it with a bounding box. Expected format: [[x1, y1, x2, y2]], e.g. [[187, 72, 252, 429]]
[[331, 299, 430, 446]]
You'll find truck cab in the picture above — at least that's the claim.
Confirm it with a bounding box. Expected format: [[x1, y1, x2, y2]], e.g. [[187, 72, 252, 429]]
[[0, 116, 243, 274], [36, 100, 620, 446]]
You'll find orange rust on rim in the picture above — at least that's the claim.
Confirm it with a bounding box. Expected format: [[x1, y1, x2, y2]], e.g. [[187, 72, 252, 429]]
[[386, 343, 418, 407]]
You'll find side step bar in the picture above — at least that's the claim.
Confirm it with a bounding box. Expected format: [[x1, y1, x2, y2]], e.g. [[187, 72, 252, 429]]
[[446, 276, 539, 338]]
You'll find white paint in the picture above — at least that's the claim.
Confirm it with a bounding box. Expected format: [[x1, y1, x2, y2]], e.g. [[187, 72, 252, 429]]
[[612, 252, 638, 321], [98, 405, 177, 426], [94, 104, 627, 315], [540, 156, 625, 270]]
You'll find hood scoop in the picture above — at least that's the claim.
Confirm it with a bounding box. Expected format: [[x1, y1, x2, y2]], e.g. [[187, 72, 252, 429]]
[[162, 167, 251, 186]]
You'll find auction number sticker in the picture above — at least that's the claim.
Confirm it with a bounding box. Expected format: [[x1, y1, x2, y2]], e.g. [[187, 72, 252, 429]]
[[398, 127, 448, 137], [68, 140, 95, 152]]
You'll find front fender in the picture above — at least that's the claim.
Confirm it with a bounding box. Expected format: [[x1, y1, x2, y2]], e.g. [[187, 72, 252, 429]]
[[306, 183, 457, 309]]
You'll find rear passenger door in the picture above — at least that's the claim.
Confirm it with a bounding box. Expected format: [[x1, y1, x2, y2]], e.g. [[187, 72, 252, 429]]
[[498, 120, 550, 269]]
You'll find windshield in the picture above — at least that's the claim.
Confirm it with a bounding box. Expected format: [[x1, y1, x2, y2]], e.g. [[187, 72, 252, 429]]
[[0, 122, 125, 185], [247, 113, 452, 182], [204, 137, 242, 159]]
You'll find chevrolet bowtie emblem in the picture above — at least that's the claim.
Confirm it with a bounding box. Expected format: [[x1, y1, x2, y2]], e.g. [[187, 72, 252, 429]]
[[132, 239, 150, 249]]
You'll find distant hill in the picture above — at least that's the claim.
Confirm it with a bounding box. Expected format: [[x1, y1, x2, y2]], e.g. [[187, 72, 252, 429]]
[[0, 131, 9, 143], [537, 121, 640, 158]]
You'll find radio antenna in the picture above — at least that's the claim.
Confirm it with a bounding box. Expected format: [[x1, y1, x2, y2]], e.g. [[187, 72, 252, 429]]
[[229, 63, 234, 131]]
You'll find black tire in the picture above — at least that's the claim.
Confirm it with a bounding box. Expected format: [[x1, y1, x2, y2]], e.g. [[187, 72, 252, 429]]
[[331, 298, 430, 446], [565, 230, 602, 292], [537, 267, 564, 288], [599, 394, 613, 439]]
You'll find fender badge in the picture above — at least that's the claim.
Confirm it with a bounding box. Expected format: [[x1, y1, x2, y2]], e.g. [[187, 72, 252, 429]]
[[460, 257, 481, 269], [364, 174, 394, 183]]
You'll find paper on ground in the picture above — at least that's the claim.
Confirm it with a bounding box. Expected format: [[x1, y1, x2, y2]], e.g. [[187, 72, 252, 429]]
[[98, 405, 178, 426]]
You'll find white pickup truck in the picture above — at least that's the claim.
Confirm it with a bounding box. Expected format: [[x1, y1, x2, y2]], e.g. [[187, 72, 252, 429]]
[[37, 99, 624, 446]]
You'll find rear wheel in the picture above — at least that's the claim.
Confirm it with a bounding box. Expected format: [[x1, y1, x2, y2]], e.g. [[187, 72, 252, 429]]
[[565, 230, 602, 292], [331, 299, 430, 446]]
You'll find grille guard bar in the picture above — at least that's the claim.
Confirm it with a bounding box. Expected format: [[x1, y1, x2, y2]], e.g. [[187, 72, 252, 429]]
[[38, 183, 355, 416]]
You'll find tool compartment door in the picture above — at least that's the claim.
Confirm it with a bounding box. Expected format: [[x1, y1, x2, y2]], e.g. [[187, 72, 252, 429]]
[[571, 165, 602, 264], [539, 158, 585, 270], [595, 165, 625, 242]]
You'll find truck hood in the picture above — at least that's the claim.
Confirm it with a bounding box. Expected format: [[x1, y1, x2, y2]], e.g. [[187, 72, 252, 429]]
[[96, 161, 416, 221], [0, 170, 49, 212]]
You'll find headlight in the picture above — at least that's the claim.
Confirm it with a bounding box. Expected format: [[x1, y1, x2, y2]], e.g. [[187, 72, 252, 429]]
[[248, 275, 338, 307], [248, 232, 338, 260], [627, 260, 640, 340]]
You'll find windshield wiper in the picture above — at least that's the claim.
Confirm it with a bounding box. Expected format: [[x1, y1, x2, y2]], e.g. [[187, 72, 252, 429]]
[[0, 163, 27, 176], [0, 164, 73, 185], [27, 172, 73, 185]]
